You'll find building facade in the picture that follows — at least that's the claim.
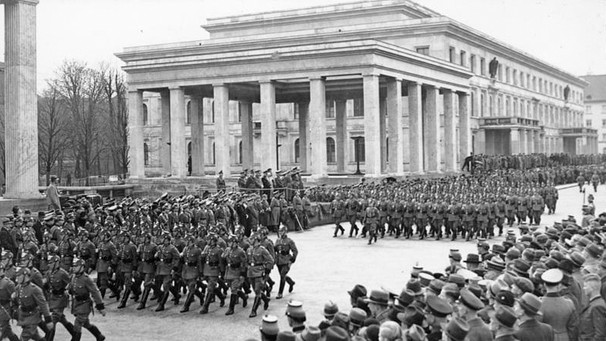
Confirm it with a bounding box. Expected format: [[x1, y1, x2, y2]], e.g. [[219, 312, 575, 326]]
[[117, 0, 596, 179], [581, 75, 606, 153]]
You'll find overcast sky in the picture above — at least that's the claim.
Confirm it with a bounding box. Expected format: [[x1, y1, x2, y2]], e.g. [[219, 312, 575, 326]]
[[1, 0, 605, 91]]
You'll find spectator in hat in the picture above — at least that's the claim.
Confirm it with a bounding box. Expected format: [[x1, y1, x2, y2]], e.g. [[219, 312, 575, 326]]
[[490, 306, 517, 341], [46, 175, 61, 211], [425, 295, 453, 340], [378, 321, 401, 341], [365, 290, 390, 322], [286, 307, 307, 334], [455, 288, 491, 341], [514, 292, 554, 341], [295, 326, 321, 341], [260, 314, 280, 341], [579, 273, 606, 341], [444, 317, 470, 341], [540, 269, 578, 341], [318, 301, 339, 332], [445, 251, 464, 274], [349, 284, 368, 308]]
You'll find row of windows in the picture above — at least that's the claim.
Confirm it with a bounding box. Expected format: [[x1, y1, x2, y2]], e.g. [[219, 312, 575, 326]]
[[443, 45, 580, 102], [586, 120, 606, 128]]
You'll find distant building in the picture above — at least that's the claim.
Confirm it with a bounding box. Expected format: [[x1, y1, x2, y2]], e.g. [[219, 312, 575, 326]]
[[117, 0, 596, 178], [581, 74, 606, 153]]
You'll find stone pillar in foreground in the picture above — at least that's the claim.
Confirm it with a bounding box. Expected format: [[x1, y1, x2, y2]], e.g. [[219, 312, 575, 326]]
[[309, 77, 327, 176], [458, 92, 471, 163], [127, 90, 145, 178], [169, 87, 186, 178], [190, 96, 205, 176], [260, 81, 277, 173], [386, 78, 403, 174], [3, 0, 40, 198], [408, 82, 423, 173], [213, 84, 231, 177], [160, 91, 171, 175], [363, 74, 381, 176], [240, 101, 254, 171], [510, 128, 520, 155], [443, 89, 456, 172], [335, 100, 347, 173], [298, 103, 309, 172], [423, 85, 440, 172]]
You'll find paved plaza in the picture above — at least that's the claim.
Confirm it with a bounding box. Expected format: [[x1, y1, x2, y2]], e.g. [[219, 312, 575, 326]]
[[45, 183, 599, 340]]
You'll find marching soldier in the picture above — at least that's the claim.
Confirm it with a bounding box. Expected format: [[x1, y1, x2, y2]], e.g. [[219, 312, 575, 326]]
[[274, 226, 298, 299], [117, 233, 138, 309], [222, 235, 248, 315], [154, 233, 180, 312], [246, 233, 273, 318], [68, 258, 106, 341], [259, 228, 276, 298], [0, 263, 19, 341], [199, 234, 225, 314], [95, 232, 117, 299], [331, 195, 346, 237], [179, 234, 202, 313], [363, 200, 380, 245], [136, 234, 158, 310], [345, 196, 360, 237], [44, 255, 75, 341], [13, 267, 53, 341]]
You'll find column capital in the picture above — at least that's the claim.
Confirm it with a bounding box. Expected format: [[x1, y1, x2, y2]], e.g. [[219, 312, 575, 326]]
[[211, 83, 228, 88], [0, 0, 39, 5], [309, 76, 326, 81], [441, 88, 453, 94], [362, 73, 380, 78], [258, 80, 275, 85], [169, 86, 184, 91]]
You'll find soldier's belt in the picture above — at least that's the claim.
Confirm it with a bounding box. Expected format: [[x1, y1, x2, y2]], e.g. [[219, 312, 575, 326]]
[[207, 262, 219, 267], [20, 304, 37, 313], [186, 262, 197, 267], [229, 263, 241, 268], [280, 251, 290, 255], [74, 295, 89, 301], [51, 289, 65, 295], [101, 256, 111, 261], [250, 263, 263, 266]]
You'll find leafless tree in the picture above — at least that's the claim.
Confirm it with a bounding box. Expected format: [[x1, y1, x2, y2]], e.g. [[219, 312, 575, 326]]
[[101, 64, 129, 176], [38, 83, 70, 185]]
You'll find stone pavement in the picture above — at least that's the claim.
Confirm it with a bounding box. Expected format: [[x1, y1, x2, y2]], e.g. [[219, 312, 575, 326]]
[[49, 183, 603, 341]]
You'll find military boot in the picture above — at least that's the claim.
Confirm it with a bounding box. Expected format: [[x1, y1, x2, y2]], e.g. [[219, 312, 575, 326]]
[[261, 293, 270, 310], [249, 296, 261, 318], [86, 324, 106, 341], [117, 288, 130, 309], [199, 291, 212, 314], [237, 290, 249, 308], [155, 291, 170, 312], [286, 277, 295, 293], [137, 287, 150, 310], [276, 278, 286, 299], [225, 294, 237, 315], [180, 292, 195, 313], [71, 332, 82, 341], [60, 315, 75, 337]]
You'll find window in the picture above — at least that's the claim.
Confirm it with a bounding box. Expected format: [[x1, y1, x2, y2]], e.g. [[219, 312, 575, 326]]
[[211, 101, 215, 123], [459, 50, 466, 67], [212, 142, 216, 165], [144, 143, 149, 166], [326, 137, 336, 163], [520, 72, 525, 87], [602, 119, 606, 128], [294, 138, 300, 163], [497, 65, 503, 81], [470, 55, 476, 73], [480, 93, 485, 117], [532, 77, 536, 91], [186, 101, 191, 125], [587, 120, 592, 127], [353, 137, 365, 162], [489, 96, 494, 116], [505, 97, 510, 115], [142, 104, 148, 126], [353, 98, 364, 117], [449, 47, 456, 63], [512, 70, 517, 86], [539, 78, 543, 93], [238, 141, 242, 165], [416, 46, 430, 55], [586, 105, 591, 113], [505, 67, 510, 83], [480, 57, 486, 76], [470, 92, 475, 116], [326, 100, 335, 118], [294, 103, 300, 119]]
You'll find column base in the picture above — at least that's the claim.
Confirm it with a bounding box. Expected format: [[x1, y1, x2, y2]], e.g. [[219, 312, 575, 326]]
[[4, 191, 44, 200]]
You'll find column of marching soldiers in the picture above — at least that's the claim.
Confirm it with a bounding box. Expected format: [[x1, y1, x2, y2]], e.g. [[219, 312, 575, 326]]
[[0, 152, 603, 341]]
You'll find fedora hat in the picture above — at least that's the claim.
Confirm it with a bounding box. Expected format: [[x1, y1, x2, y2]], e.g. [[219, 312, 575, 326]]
[[325, 326, 349, 341], [348, 284, 367, 298], [364, 290, 389, 306], [463, 253, 481, 264], [406, 324, 427, 341], [445, 317, 470, 341], [322, 301, 339, 318], [518, 292, 541, 316], [277, 331, 296, 341], [495, 306, 517, 328], [297, 326, 321, 341], [349, 308, 367, 327]]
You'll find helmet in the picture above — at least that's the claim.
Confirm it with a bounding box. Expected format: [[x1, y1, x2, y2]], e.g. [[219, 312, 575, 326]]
[[72, 258, 85, 268], [279, 225, 288, 235], [47, 255, 60, 264]]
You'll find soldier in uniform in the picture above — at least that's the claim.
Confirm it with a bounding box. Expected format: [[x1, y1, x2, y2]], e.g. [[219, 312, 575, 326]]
[[530, 192, 545, 226], [292, 191, 304, 232], [269, 192, 282, 233], [13, 267, 53, 341], [136, 233, 158, 310], [0, 263, 19, 341], [345, 196, 360, 237], [76, 231, 96, 274], [222, 235, 248, 315], [58, 232, 77, 272], [402, 199, 416, 239], [246, 233, 273, 318], [364, 200, 380, 244], [179, 234, 202, 313], [95, 232, 117, 299], [154, 233, 180, 312], [274, 226, 298, 299], [216, 170, 226, 193], [199, 234, 225, 314], [331, 195, 346, 237], [44, 255, 75, 341], [117, 233, 138, 309], [301, 192, 312, 231], [259, 228, 276, 298], [68, 258, 106, 341]]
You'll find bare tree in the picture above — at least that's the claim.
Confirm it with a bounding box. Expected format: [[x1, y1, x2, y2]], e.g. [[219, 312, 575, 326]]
[[38, 83, 69, 185], [101, 65, 129, 176]]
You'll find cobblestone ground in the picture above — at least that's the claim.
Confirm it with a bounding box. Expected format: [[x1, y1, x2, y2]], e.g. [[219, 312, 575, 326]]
[[43, 183, 601, 341]]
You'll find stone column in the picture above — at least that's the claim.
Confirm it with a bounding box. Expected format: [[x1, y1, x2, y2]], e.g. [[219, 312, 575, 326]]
[[309, 77, 327, 176], [169, 87, 186, 177], [240, 101, 254, 171], [213, 84, 231, 177], [335, 100, 347, 173], [443, 89, 456, 172], [475, 130, 486, 154], [386, 78, 403, 174], [160, 91, 171, 174], [458, 92, 471, 163], [127, 90, 145, 178], [3, 0, 40, 198], [190, 96, 205, 176], [298, 103, 309, 172], [260, 81, 277, 172], [510, 128, 520, 155], [423, 85, 440, 172], [363, 74, 381, 176], [379, 98, 387, 173], [408, 82, 423, 173]]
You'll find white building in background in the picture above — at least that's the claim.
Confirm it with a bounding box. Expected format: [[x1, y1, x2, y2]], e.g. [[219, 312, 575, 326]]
[[581, 75, 606, 153]]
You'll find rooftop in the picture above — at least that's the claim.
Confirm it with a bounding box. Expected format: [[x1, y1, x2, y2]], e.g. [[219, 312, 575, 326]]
[[581, 74, 606, 102]]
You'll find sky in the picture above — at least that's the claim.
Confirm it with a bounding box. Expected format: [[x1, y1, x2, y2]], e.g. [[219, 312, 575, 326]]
[[1, 0, 605, 92]]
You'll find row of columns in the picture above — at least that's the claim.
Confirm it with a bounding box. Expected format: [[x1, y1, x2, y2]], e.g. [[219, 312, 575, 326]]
[[128, 76, 471, 178]]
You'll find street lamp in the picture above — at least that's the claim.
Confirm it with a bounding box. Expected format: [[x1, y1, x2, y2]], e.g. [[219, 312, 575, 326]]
[[351, 136, 363, 175]]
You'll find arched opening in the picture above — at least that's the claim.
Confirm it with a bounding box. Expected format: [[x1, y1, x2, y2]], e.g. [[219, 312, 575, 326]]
[[186, 101, 192, 125], [294, 138, 300, 163], [143, 143, 149, 166], [187, 142, 192, 175], [142, 104, 148, 126], [326, 137, 335, 163], [238, 141, 243, 165]]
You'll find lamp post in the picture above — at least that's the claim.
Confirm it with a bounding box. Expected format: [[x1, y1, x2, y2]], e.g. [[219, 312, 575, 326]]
[[351, 136, 363, 175]]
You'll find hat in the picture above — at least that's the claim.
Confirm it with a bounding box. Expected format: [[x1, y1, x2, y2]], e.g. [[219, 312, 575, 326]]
[[297, 326, 321, 341], [495, 306, 517, 328], [323, 301, 339, 318], [513, 277, 534, 294], [585, 243, 602, 259], [428, 279, 445, 296], [411, 265, 423, 278], [512, 259, 531, 277], [349, 308, 367, 326], [260, 314, 279, 336], [406, 324, 427, 341], [442, 283, 460, 300], [426, 295, 453, 318], [558, 259, 574, 274], [396, 289, 415, 307], [379, 321, 401, 341], [364, 325, 380, 341], [569, 252, 586, 268], [277, 331, 296, 341], [348, 284, 367, 298], [450, 252, 462, 262], [544, 258, 559, 269], [444, 317, 470, 341], [464, 253, 481, 264], [459, 288, 484, 311], [541, 268, 563, 285], [364, 290, 389, 306], [396, 305, 424, 327], [419, 272, 435, 287], [487, 257, 506, 271], [448, 274, 466, 288], [495, 290, 515, 307], [406, 279, 423, 296], [506, 248, 521, 260], [492, 244, 506, 255], [518, 292, 541, 316], [286, 300, 304, 316], [325, 326, 349, 341]]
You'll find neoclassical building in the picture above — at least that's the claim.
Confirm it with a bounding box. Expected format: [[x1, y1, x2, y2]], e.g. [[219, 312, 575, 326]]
[[117, 0, 595, 179], [581, 74, 606, 153]]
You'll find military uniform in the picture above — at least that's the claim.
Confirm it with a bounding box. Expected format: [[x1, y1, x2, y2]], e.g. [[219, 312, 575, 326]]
[[0, 274, 18, 341], [246, 240, 273, 317], [69, 272, 105, 341], [16, 281, 52, 341], [199, 241, 225, 314], [95, 238, 117, 298], [45, 266, 75, 340], [117, 239, 138, 309], [222, 243, 248, 315], [331, 198, 346, 237], [136, 240, 157, 310], [274, 234, 298, 298], [179, 242, 202, 313], [154, 241, 180, 312]]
